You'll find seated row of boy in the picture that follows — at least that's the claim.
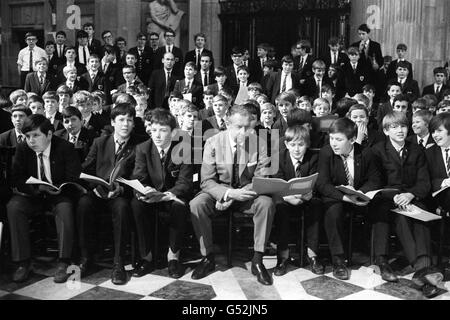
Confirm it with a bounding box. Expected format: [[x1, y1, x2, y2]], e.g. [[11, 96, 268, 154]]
[[7, 95, 450, 291]]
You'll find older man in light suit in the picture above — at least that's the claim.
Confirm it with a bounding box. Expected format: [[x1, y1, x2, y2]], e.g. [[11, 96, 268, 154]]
[[189, 105, 275, 285]]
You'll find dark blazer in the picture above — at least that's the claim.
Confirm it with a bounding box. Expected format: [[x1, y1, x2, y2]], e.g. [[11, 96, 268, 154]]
[[0, 129, 22, 148], [24, 72, 57, 96], [225, 64, 241, 95], [316, 143, 382, 203], [425, 144, 449, 192], [87, 38, 103, 56], [422, 84, 449, 102], [101, 62, 121, 90], [266, 71, 302, 103], [273, 148, 318, 181], [361, 128, 386, 149], [62, 79, 88, 93], [155, 46, 184, 77], [173, 78, 204, 106], [350, 39, 383, 71], [51, 112, 65, 132], [376, 101, 393, 131], [206, 83, 233, 97], [116, 77, 144, 94], [371, 139, 431, 200], [300, 76, 333, 99], [194, 70, 216, 88], [0, 108, 13, 134], [47, 55, 60, 75], [201, 115, 224, 140], [82, 133, 146, 183], [129, 46, 153, 84], [386, 60, 413, 81], [272, 116, 288, 138], [406, 134, 435, 150], [54, 127, 97, 162], [185, 48, 214, 72], [321, 51, 350, 70], [294, 54, 315, 79], [79, 71, 111, 93], [342, 61, 372, 96], [11, 136, 81, 195], [148, 69, 179, 109], [132, 139, 194, 202], [394, 78, 420, 102], [54, 44, 68, 66]]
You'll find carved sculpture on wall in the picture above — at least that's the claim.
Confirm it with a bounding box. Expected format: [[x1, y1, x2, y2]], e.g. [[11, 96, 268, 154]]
[[146, 0, 185, 47]]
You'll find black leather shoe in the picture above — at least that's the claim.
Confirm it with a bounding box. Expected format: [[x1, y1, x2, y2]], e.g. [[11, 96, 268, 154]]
[[308, 256, 325, 275], [132, 260, 153, 278], [191, 256, 215, 280], [12, 262, 31, 283], [273, 258, 289, 277], [111, 263, 127, 285], [333, 259, 350, 281], [251, 262, 273, 285], [79, 257, 91, 277], [54, 262, 69, 283], [168, 260, 184, 279], [375, 257, 398, 282]]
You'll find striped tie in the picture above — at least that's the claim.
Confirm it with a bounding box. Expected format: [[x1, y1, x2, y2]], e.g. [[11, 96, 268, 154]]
[[341, 154, 353, 186], [295, 160, 302, 178]]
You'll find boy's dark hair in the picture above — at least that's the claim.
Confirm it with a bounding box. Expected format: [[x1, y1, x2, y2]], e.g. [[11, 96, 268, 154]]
[[112, 93, 137, 106], [335, 97, 358, 118], [396, 43, 408, 51], [422, 94, 438, 108], [83, 22, 95, 30], [429, 113, 450, 134], [147, 108, 177, 130], [45, 40, 56, 48], [56, 30, 67, 38], [110, 103, 136, 120], [285, 125, 311, 146], [328, 37, 340, 47], [64, 45, 76, 55], [231, 46, 244, 56], [214, 66, 227, 77], [203, 88, 215, 96], [437, 100, 450, 111], [393, 94, 410, 105], [329, 118, 358, 139], [194, 32, 206, 41], [386, 80, 402, 91], [287, 109, 312, 127], [263, 59, 278, 69], [101, 30, 112, 39], [396, 61, 410, 70], [103, 45, 116, 55], [61, 106, 82, 120], [433, 67, 448, 76], [243, 102, 260, 120], [76, 30, 88, 39], [136, 32, 147, 40], [25, 32, 36, 39], [412, 98, 428, 111], [88, 54, 100, 62], [257, 43, 270, 51], [358, 24, 371, 33], [362, 84, 376, 93], [11, 104, 32, 117], [297, 40, 311, 53], [321, 84, 335, 95], [27, 95, 44, 107], [443, 88, 450, 98], [185, 61, 198, 71], [237, 65, 249, 74], [164, 28, 176, 37], [281, 55, 294, 65], [0, 95, 13, 110], [115, 37, 127, 45], [384, 55, 393, 63], [42, 91, 59, 102], [22, 114, 54, 135]]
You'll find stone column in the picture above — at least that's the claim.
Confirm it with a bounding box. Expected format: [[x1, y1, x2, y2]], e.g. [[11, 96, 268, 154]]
[[350, 0, 450, 88], [189, 0, 202, 49], [201, 0, 222, 66]]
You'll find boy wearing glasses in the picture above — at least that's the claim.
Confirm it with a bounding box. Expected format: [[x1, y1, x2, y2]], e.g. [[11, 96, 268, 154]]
[[17, 32, 47, 88]]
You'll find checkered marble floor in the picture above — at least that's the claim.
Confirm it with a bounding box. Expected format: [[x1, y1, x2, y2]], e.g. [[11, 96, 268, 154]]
[[1, 254, 449, 300]]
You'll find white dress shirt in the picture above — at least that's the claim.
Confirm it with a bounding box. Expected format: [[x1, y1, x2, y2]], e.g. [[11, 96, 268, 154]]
[[36, 142, 52, 184]]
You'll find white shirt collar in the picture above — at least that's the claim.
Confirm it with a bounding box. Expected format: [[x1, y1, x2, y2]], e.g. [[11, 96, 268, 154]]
[[417, 134, 429, 146], [156, 144, 171, 158], [36, 141, 52, 158], [70, 130, 81, 142], [289, 153, 304, 168]]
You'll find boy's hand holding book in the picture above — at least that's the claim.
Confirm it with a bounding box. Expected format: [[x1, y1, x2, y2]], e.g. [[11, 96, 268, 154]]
[[393, 193, 415, 208], [38, 185, 60, 195], [343, 194, 369, 207]]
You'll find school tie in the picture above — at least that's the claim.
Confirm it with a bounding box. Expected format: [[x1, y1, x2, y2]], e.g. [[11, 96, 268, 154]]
[[295, 160, 302, 178], [419, 138, 424, 148], [165, 71, 172, 96], [38, 153, 49, 183], [83, 47, 88, 65], [334, 52, 338, 65], [436, 85, 441, 95], [29, 48, 33, 72], [281, 74, 287, 93], [299, 56, 304, 69], [341, 154, 353, 187], [317, 79, 322, 98], [160, 149, 166, 164], [203, 72, 208, 87], [219, 118, 226, 131], [39, 74, 45, 85], [70, 135, 77, 145], [231, 144, 240, 189], [446, 148, 450, 178], [196, 49, 201, 66], [115, 140, 125, 160], [58, 45, 63, 58], [17, 134, 24, 144]]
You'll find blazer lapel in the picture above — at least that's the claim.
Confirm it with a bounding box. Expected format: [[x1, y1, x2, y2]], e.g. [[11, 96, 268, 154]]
[[386, 141, 402, 166], [353, 145, 362, 187], [285, 149, 296, 178], [150, 142, 164, 190]]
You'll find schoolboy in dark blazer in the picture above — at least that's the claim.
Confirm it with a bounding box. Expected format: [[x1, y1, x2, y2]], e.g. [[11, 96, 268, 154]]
[[130, 109, 193, 279]]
